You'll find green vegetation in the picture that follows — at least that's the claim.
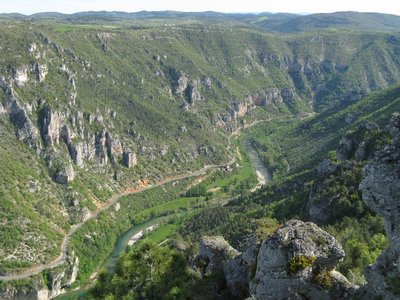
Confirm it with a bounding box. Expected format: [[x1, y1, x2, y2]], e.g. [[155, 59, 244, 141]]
[[89, 240, 196, 300], [1, 11, 400, 299], [312, 269, 333, 289], [288, 256, 316, 273]]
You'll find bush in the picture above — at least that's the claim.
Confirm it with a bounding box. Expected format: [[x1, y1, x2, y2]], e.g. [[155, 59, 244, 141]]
[[312, 268, 333, 289], [287, 255, 316, 273]]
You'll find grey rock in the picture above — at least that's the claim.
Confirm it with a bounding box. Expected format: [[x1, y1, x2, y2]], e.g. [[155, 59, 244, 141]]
[[281, 88, 297, 104], [28, 42, 37, 53], [10, 99, 41, 153], [55, 164, 75, 184], [175, 73, 189, 95], [95, 130, 108, 165], [123, 150, 137, 168], [186, 80, 201, 104], [155, 69, 164, 77], [359, 121, 379, 131], [249, 220, 354, 300], [336, 135, 354, 161], [40, 105, 62, 147], [316, 159, 338, 175], [359, 113, 400, 299], [202, 76, 212, 89], [34, 63, 48, 82], [224, 254, 248, 298], [114, 172, 122, 181], [0, 288, 49, 300], [251, 88, 283, 106], [355, 141, 367, 161], [12, 66, 28, 87], [224, 237, 260, 298], [197, 236, 240, 273], [105, 132, 123, 159]]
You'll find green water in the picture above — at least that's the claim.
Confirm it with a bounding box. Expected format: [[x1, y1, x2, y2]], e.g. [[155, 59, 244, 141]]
[[244, 138, 273, 182], [103, 216, 169, 271]]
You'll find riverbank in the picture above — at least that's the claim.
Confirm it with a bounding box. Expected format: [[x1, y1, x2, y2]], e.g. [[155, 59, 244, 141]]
[[244, 138, 272, 191]]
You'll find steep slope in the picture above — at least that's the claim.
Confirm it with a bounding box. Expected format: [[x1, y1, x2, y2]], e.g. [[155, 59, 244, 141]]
[[256, 11, 400, 33]]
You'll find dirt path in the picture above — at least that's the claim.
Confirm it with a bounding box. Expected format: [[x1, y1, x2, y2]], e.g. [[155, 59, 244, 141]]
[[0, 160, 233, 282]]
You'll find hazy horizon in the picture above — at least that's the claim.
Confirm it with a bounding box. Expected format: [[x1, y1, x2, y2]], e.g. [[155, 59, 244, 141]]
[[1, 0, 400, 17]]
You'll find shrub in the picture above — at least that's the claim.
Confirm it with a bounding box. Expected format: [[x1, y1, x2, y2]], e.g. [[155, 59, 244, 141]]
[[287, 255, 316, 273], [312, 268, 333, 289]]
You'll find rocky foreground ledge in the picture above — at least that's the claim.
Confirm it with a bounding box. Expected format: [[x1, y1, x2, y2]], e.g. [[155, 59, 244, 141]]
[[198, 220, 357, 300]]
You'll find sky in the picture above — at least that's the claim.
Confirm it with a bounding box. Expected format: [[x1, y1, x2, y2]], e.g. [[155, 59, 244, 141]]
[[2, 0, 400, 16]]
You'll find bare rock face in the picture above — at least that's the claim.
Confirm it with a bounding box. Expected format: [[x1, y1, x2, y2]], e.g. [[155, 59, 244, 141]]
[[359, 113, 400, 299], [176, 74, 189, 94], [12, 66, 28, 87], [201, 76, 212, 89], [55, 164, 75, 184], [105, 132, 123, 159], [34, 63, 48, 82], [10, 99, 41, 153], [123, 150, 137, 168], [224, 237, 260, 298], [249, 220, 356, 300], [95, 130, 108, 165], [280, 88, 297, 104], [232, 98, 254, 117], [197, 236, 240, 274], [186, 80, 201, 104], [40, 105, 62, 147]]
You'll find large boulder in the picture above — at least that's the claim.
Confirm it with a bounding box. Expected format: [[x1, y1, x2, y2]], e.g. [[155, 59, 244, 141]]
[[249, 220, 356, 300]]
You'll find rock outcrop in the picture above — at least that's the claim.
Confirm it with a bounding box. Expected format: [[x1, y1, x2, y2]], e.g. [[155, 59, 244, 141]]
[[186, 80, 201, 104], [359, 113, 400, 299], [34, 63, 48, 82], [12, 66, 28, 87], [95, 130, 108, 165], [196, 236, 240, 274], [123, 150, 137, 168], [218, 220, 356, 299], [249, 220, 355, 300], [55, 164, 75, 184], [40, 105, 62, 147], [10, 99, 41, 153]]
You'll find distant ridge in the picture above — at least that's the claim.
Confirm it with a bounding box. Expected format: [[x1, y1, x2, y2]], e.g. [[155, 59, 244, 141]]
[[255, 11, 400, 32], [1, 10, 399, 32]]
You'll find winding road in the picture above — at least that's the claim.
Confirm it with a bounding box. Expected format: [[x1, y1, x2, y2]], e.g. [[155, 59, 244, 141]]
[[0, 160, 234, 282], [0, 114, 304, 282]]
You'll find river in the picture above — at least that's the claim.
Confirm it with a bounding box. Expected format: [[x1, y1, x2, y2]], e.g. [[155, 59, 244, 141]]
[[244, 138, 273, 189], [105, 138, 271, 270], [57, 138, 271, 299], [103, 216, 168, 271]]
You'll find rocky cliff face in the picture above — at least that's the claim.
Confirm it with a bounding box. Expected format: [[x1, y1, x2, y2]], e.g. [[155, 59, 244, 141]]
[[358, 113, 400, 299]]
